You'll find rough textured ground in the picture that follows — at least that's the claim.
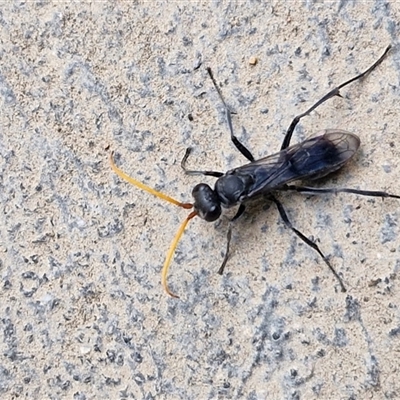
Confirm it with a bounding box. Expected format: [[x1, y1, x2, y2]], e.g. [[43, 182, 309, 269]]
[[1, 2, 400, 399]]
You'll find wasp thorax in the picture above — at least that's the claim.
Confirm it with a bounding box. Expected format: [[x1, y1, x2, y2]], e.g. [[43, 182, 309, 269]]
[[214, 174, 246, 207], [192, 183, 221, 222]]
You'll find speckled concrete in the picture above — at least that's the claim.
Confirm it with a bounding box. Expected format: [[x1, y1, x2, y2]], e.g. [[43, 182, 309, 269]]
[[1, 2, 400, 399]]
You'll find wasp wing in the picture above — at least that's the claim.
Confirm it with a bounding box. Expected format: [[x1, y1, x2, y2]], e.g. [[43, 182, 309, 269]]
[[229, 129, 360, 200]]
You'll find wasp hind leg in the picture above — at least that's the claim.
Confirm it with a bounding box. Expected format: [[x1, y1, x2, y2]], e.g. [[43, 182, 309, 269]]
[[280, 45, 391, 151]]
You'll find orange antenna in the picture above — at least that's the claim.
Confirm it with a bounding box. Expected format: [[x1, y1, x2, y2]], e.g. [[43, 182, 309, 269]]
[[161, 210, 197, 298], [110, 152, 193, 209], [110, 151, 196, 297]]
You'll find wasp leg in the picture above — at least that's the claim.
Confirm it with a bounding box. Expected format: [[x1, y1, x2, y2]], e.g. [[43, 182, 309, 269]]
[[270, 194, 346, 292], [207, 67, 255, 162], [281, 185, 400, 200], [181, 147, 224, 177], [218, 204, 246, 275], [281, 45, 391, 151]]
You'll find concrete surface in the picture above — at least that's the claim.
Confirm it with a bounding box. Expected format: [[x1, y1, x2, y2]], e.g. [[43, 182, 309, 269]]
[[1, 2, 400, 399]]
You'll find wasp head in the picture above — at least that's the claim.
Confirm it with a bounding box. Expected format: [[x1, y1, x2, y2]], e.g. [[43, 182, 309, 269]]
[[192, 183, 222, 222]]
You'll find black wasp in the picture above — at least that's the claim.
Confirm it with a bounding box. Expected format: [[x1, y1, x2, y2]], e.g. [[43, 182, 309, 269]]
[[111, 45, 397, 298]]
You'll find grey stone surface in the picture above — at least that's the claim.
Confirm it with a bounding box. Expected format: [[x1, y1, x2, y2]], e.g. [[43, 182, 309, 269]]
[[1, 2, 400, 399]]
